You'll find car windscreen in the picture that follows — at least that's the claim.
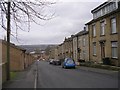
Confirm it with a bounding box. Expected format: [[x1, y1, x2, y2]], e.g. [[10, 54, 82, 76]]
[[66, 59, 74, 64]]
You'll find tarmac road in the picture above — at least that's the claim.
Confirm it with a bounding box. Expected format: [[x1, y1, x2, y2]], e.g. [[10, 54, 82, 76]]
[[37, 61, 118, 88]]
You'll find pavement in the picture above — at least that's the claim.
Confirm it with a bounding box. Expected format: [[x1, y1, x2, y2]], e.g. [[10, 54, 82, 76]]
[[2, 62, 37, 89], [2, 61, 119, 88], [77, 66, 119, 78]]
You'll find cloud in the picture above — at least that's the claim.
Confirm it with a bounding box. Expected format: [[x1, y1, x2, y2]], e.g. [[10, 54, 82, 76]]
[[1, 1, 105, 45]]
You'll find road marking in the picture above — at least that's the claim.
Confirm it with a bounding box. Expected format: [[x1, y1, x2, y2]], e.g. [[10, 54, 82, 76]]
[[34, 71, 37, 89], [34, 61, 38, 89]]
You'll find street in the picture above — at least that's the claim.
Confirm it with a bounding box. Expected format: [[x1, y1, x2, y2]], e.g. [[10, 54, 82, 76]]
[[37, 61, 118, 88], [2, 61, 118, 88]]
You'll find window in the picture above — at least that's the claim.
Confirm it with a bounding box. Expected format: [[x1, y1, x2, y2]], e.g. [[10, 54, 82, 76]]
[[92, 25, 96, 37], [109, 3, 113, 11], [93, 13, 97, 19], [86, 25, 88, 31], [100, 21, 105, 35], [102, 7, 105, 15], [106, 5, 110, 13], [93, 42, 96, 55], [111, 18, 117, 34], [92, 2, 117, 19], [83, 38, 86, 46], [78, 39, 81, 47], [112, 2, 116, 10], [83, 50, 86, 59], [111, 41, 118, 58]]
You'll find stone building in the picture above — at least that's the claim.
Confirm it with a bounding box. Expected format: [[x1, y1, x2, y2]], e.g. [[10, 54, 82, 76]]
[[49, 46, 58, 60], [58, 44, 63, 60], [63, 37, 73, 59], [73, 35, 78, 62], [73, 30, 89, 63], [86, 1, 120, 66], [77, 30, 89, 62]]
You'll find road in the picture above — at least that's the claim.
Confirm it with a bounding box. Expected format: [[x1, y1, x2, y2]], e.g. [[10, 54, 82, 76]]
[[37, 61, 118, 88]]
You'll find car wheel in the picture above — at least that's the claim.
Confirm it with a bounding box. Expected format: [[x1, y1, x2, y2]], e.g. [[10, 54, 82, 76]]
[[73, 67, 76, 69], [64, 66, 67, 69]]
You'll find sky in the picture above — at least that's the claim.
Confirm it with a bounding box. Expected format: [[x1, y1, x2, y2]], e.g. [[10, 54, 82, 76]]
[[0, 0, 106, 45]]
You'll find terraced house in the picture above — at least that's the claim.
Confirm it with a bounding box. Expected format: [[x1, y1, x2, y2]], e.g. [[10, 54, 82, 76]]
[[64, 37, 73, 59], [86, 1, 120, 66], [73, 30, 89, 63], [77, 30, 89, 62]]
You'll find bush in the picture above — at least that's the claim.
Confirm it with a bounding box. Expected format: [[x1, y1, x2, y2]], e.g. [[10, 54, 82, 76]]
[[78, 59, 85, 63]]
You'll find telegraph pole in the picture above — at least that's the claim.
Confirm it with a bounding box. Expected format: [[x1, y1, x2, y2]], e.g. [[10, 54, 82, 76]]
[[6, 1, 11, 80]]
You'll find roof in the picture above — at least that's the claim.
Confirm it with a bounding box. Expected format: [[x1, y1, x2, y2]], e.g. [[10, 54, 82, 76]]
[[86, 8, 120, 25], [91, 1, 108, 13], [64, 37, 73, 42], [74, 30, 89, 37], [86, 0, 120, 25], [91, 0, 120, 13]]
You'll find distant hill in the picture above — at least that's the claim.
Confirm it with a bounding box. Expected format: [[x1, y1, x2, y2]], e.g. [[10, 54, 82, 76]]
[[19, 44, 57, 53]]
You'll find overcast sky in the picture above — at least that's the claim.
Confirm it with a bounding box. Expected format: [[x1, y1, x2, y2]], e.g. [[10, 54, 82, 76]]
[[0, 0, 106, 45]]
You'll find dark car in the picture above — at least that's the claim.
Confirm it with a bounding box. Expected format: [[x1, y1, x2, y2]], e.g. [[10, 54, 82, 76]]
[[62, 58, 76, 69], [49, 59, 54, 64], [54, 60, 61, 65]]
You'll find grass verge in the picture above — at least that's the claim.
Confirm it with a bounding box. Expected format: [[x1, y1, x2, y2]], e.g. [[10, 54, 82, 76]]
[[10, 72, 17, 79]]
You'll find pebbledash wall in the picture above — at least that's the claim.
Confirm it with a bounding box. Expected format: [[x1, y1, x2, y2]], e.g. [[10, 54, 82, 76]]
[[1, 39, 35, 83]]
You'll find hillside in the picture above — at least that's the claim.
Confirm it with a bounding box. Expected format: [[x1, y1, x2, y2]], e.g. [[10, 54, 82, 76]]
[[19, 44, 57, 53]]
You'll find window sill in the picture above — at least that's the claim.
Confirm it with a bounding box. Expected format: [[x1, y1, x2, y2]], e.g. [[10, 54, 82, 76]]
[[100, 35, 105, 37], [92, 36, 97, 38], [110, 33, 118, 35], [111, 57, 118, 60], [93, 55, 97, 57]]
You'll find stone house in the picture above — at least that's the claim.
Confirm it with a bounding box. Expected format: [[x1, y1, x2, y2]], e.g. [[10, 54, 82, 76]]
[[73, 34, 78, 62], [86, 1, 120, 66], [73, 30, 89, 63], [63, 37, 73, 59], [77, 30, 89, 62]]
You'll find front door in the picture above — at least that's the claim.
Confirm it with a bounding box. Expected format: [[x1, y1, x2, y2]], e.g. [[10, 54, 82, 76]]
[[100, 42, 105, 59]]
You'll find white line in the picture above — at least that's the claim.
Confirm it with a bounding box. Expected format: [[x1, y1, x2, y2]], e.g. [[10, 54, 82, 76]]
[[34, 72, 37, 89], [34, 63, 38, 89]]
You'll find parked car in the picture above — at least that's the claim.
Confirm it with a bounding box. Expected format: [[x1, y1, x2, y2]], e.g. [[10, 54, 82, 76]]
[[49, 59, 54, 64], [54, 60, 61, 65], [62, 58, 76, 69]]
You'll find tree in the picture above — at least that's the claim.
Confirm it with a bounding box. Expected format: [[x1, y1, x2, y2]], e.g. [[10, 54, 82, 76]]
[[0, 0, 55, 80], [0, 0, 55, 38]]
